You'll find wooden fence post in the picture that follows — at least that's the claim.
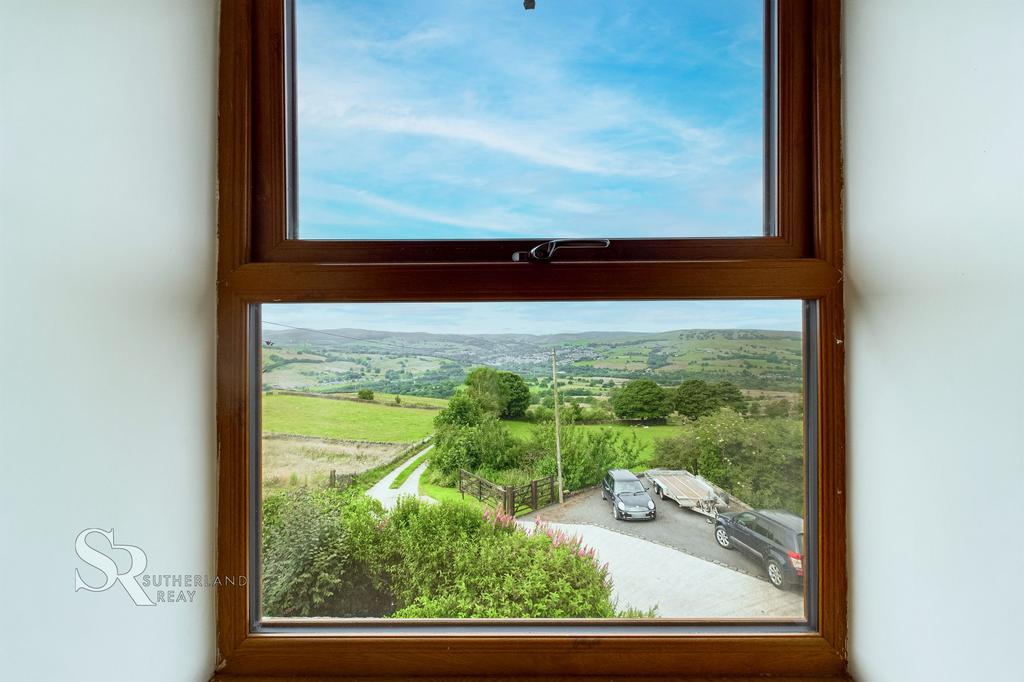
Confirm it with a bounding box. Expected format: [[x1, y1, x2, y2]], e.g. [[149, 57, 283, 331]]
[[530, 479, 538, 510], [329, 469, 336, 488]]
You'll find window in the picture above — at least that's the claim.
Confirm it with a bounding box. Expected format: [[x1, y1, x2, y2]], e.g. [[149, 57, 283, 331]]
[[293, 1, 768, 242], [217, 0, 845, 678]]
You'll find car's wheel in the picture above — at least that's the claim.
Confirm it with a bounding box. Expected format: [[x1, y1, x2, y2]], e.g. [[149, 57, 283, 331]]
[[766, 558, 786, 589], [658, 486, 666, 500], [612, 505, 620, 521], [601, 488, 607, 501], [715, 526, 733, 549]]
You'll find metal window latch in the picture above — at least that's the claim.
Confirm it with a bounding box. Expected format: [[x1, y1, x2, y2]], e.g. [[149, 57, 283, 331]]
[[512, 239, 611, 262]]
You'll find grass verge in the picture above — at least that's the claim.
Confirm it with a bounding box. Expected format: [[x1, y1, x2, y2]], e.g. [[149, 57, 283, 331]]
[[389, 451, 430, 489], [418, 481, 486, 512]]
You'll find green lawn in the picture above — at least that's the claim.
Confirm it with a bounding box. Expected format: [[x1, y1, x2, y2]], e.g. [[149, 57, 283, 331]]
[[503, 420, 681, 461], [418, 481, 486, 512], [263, 393, 436, 443]]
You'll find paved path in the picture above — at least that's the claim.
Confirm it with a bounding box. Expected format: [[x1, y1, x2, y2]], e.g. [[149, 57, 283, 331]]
[[365, 444, 434, 510], [518, 518, 804, 619]]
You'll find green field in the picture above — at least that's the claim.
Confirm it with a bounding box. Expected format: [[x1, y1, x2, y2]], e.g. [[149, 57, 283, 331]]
[[502, 420, 680, 462], [309, 391, 448, 409], [263, 393, 436, 443]]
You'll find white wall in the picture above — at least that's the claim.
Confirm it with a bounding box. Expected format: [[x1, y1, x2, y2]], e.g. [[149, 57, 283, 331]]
[[0, 1, 217, 680], [3, 1, 1023, 680], [844, 1, 1024, 680]]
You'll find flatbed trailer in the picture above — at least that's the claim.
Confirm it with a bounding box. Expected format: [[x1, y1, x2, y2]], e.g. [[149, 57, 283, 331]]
[[644, 469, 724, 519]]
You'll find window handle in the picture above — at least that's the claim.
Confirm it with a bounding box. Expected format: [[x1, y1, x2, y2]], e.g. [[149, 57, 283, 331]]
[[512, 239, 611, 262]]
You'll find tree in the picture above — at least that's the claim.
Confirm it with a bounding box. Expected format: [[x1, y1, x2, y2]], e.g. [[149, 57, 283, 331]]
[[357, 388, 374, 401], [464, 367, 505, 415], [673, 379, 717, 419], [610, 380, 670, 420], [497, 371, 530, 419], [433, 393, 484, 429], [764, 398, 791, 418], [673, 379, 747, 419], [709, 381, 747, 413]]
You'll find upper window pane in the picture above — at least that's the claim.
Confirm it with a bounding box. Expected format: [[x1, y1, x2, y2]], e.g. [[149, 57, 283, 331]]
[[294, 0, 767, 240]]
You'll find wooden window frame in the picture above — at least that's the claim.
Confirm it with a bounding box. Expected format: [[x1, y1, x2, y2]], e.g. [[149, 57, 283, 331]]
[[215, 0, 847, 678]]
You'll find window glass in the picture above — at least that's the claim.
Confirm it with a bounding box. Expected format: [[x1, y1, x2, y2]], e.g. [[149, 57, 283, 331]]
[[258, 299, 808, 620], [294, 0, 767, 240]]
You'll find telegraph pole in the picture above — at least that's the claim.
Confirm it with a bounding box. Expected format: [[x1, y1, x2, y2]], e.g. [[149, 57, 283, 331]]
[[551, 349, 564, 504]]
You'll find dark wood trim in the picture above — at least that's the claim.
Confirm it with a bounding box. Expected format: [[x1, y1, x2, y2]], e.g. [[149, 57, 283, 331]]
[[251, 0, 287, 262], [256, 236, 805, 265], [224, 259, 839, 302], [214, 632, 847, 679], [216, 289, 252, 661], [216, 0, 252, 274], [810, 0, 847, 658], [812, 0, 845, 271], [776, 0, 813, 258], [216, 0, 847, 678]]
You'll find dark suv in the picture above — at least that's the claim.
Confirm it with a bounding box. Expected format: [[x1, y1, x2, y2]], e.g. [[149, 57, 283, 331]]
[[713, 509, 804, 589], [601, 469, 656, 521]]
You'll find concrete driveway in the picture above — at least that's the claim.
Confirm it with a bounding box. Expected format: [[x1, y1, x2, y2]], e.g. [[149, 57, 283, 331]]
[[365, 444, 434, 510], [527, 488, 805, 619]]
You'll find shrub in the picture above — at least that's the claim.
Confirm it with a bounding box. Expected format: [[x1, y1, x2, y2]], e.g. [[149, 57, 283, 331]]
[[358, 499, 613, 618], [357, 388, 374, 401], [261, 488, 388, 617], [652, 410, 803, 514], [264, 494, 616, 619], [524, 421, 644, 491], [430, 415, 524, 486]]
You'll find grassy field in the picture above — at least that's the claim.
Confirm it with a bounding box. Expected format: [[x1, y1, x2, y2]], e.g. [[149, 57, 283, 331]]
[[502, 420, 681, 461], [262, 436, 404, 490], [308, 391, 448, 409], [263, 393, 436, 443]]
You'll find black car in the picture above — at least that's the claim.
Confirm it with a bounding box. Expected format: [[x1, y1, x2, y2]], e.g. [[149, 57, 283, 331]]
[[601, 469, 656, 521], [713, 509, 804, 589]]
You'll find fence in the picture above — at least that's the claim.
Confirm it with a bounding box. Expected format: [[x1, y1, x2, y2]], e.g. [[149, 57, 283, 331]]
[[458, 469, 557, 516]]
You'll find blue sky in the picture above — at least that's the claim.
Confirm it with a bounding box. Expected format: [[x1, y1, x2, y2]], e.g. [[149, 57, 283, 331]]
[[296, 0, 765, 240], [262, 301, 802, 335]]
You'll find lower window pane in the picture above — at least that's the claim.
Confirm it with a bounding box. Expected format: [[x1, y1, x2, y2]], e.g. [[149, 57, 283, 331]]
[[258, 301, 810, 621]]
